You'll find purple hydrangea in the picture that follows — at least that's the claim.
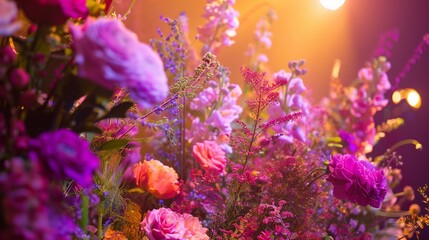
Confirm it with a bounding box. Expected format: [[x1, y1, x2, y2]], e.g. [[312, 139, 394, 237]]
[[327, 154, 387, 208], [30, 129, 99, 188]]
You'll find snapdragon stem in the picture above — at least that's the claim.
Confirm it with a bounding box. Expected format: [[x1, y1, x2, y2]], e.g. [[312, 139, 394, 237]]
[[306, 172, 327, 187], [80, 194, 89, 233], [98, 207, 103, 240]]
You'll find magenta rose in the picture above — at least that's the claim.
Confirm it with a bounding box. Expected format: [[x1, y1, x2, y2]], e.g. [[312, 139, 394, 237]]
[[327, 154, 387, 208], [193, 141, 226, 174], [70, 18, 169, 108], [141, 208, 187, 240], [15, 0, 88, 26], [29, 129, 99, 188]]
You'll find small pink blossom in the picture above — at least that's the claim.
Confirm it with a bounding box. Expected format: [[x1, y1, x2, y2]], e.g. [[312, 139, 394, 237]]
[[190, 87, 218, 110], [288, 77, 306, 94], [193, 140, 226, 174], [273, 70, 291, 84]]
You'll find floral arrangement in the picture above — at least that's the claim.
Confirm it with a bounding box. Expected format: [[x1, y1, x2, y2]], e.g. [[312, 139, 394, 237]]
[[1, 0, 429, 239]]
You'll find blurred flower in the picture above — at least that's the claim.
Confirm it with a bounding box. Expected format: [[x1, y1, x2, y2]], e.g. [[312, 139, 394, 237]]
[[29, 129, 99, 188], [0, 0, 22, 36], [133, 160, 180, 199], [193, 141, 226, 174], [9, 68, 30, 89], [15, 0, 88, 26], [70, 18, 169, 108], [327, 154, 387, 208]]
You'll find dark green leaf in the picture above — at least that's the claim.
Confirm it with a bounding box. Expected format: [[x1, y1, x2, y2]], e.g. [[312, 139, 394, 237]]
[[99, 102, 134, 120], [98, 139, 130, 151]]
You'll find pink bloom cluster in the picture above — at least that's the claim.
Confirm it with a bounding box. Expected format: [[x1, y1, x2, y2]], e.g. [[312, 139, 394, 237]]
[[325, 58, 392, 154], [188, 79, 242, 153], [141, 207, 209, 240], [70, 18, 169, 108], [268, 69, 309, 144], [198, 0, 239, 54]]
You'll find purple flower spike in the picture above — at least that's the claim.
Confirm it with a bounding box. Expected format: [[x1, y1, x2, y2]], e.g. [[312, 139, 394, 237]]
[[30, 129, 99, 188], [327, 154, 387, 208]]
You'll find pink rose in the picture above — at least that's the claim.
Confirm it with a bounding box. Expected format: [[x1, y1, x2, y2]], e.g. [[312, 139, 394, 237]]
[[133, 160, 179, 199], [183, 213, 210, 240], [141, 208, 187, 240], [70, 18, 169, 108], [15, 0, 88, 26], [0, 0, 22, 36], [193, 141, 226, 174], [141, 208, 209, 240]]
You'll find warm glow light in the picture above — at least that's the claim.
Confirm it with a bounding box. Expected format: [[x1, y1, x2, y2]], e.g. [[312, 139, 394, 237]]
[[320, 0, 346, 10], [392, 90, 402, 104], [331, 59, 341, 79], [406, 89, 421, 109]]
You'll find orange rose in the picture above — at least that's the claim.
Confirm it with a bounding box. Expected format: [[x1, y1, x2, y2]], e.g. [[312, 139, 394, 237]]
[[133, 160, 180, 199]]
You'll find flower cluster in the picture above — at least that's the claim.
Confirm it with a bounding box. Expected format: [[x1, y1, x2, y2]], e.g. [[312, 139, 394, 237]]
[[0, 1, 427, 239]]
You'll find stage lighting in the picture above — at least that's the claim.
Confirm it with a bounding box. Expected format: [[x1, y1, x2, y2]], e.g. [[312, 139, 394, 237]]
[[320, 0, 346, 11]]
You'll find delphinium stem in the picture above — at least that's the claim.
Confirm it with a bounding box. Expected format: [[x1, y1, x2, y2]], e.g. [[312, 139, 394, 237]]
[[80, 194, 89, 233]]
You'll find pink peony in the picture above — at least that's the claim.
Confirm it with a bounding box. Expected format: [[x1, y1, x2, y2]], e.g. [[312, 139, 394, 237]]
[[327, 154, 387, 208], [16, 0, 88, 26], [70, 18, 169, 108], [193, 141, 226, 174], [141, 208, 187, 240], [133, 160, 179, 199], [0, 0, 22, 36]]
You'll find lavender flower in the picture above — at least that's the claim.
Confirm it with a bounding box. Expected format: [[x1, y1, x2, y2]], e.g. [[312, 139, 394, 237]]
[[29, 129, 99, 188], [327, 154, 387, 208]]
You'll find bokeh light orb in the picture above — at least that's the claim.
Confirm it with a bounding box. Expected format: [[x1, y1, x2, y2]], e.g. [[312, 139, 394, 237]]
[[320, 0, 346, 10], [406, 89, 421, 109], [392, 90, 401, 104]]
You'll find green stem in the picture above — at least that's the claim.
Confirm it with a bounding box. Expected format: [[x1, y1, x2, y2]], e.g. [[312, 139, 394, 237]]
[[98, 207, 103, 240], [307, 172, 327, 187], [386, 139, 422, 153], [80, 194, 89, 233], [377, 139, 422, 166], [302, 167, 326, 184]]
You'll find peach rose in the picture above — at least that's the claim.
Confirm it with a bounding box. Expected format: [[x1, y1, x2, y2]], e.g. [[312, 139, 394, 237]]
[[192, 141, 226, 174], [133, 160, 179, 199]]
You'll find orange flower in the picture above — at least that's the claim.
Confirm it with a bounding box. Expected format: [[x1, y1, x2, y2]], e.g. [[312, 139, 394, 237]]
[[133, 160, 180, 199], [104, 227, 127, 240]]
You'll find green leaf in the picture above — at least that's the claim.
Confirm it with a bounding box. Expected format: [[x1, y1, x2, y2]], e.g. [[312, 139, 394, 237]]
[[98, 139, 130, 151], [74, 125, 103, 134], [99, 102, 134, 120]]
